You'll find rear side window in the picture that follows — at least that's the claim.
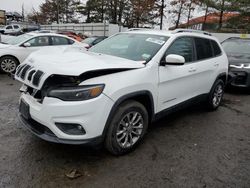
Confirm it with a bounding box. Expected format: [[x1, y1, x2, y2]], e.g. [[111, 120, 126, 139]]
[[211, 40, 222, 56], [166, 37, 194, 63], [13, 25, 19, 29], [51, 36, 70, 45], [194, 38, 213, 60]]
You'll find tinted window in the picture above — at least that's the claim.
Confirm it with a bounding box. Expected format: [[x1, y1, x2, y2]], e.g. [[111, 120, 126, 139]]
[[166, 37, 194, 63], [211, 40, 222, 56], [13, 25, 19, 29], [69, 39, 75, 45], [6, 26, 12, 30], [51, 36, 70, 45], [195, 38, 213, 60], [27, 36, 50, 47]]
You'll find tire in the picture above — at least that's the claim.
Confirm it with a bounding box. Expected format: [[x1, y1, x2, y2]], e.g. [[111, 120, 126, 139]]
[[105, 100, 149, 155], [206, 79, 225, 111], [0, 56, 19, 74]]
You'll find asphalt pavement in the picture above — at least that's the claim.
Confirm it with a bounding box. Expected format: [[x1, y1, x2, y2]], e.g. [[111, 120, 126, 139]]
[[0, 74, 249, 188]]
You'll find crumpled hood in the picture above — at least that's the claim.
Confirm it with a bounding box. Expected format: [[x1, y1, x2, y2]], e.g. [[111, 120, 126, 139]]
[[25, 46, 145, 75], [15, 46, 145, 90]]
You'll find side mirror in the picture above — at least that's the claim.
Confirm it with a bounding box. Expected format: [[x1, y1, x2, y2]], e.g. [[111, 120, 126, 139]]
[[23, 42, 31, 47], [161, 54, 185, 66]]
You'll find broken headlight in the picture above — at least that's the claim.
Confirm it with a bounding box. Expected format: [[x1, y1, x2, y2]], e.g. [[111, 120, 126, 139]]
[[47, 84, 105, 101]]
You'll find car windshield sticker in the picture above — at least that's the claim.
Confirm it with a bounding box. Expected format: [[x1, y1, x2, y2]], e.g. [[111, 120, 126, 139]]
[[142, 54, 151, 60], [146, 38, 165, 45]]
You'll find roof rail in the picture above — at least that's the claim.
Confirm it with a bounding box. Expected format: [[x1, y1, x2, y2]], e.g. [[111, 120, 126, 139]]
[[172, 29, 212, 36], [127, 28, 151, 31]]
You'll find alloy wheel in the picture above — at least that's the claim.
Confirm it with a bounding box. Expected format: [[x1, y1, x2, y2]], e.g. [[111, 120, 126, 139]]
[[1, 59, 17, 73], [212, 84, 223, 107], [116, 111, 144, 149]]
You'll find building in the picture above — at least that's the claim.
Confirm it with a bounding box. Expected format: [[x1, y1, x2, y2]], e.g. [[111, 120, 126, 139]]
[[6, 12, 23, 23], [0, 10, 6, 25], [169, 12, 240, 31]]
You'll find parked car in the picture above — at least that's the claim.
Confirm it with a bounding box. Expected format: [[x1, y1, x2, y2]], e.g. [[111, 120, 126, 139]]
[[0, 24, 22, 35], [0, 32, 86, 73], [81, 36, 107, 49], [221, 37, 250, 88], [15, 29, 228, 155], [57, 31, 83, 42]]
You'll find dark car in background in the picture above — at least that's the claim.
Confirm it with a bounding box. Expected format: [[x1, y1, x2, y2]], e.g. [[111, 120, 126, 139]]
[[222, 37, 250, 89], [81, 36, 107, 49]]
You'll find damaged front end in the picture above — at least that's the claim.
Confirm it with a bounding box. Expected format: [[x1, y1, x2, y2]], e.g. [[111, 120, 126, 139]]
[[15, 63, 137, 103]]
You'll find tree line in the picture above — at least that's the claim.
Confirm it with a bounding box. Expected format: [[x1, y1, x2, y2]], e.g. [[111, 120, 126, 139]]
[[28, 0, 250, 31]]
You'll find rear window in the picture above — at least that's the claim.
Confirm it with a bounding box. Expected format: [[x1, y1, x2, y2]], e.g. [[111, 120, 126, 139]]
[[194, 38, 213, 60], [211, 40, 222, 56], [222, 39, 250, 54]]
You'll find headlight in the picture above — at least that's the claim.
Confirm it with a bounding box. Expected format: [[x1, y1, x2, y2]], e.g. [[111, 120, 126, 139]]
[[47, 84, 105, 101]]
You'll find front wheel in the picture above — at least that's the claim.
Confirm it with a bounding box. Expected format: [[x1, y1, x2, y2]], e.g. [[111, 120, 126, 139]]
[[206, 79, 225, 111], [105, 100, 149, 155], [0, 56, 19, 74]]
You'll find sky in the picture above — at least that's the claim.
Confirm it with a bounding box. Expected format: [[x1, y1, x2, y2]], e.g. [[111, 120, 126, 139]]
[[0, 0, 45, 12]]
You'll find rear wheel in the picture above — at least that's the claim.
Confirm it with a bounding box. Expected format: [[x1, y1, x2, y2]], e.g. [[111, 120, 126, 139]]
[[105, 100, 148, 155], [206, 79, 225, 111], [0, 56, 19, 73]]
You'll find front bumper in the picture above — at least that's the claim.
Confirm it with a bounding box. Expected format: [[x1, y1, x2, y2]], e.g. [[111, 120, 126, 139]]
[[19, 115, 103, 145], [228, 68, 250, 88], [19, 93, 114, 144]]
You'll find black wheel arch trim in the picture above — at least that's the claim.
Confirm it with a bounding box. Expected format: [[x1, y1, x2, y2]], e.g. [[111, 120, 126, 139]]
[[101, 90, 155, 139], [215, 72, 228, 84]]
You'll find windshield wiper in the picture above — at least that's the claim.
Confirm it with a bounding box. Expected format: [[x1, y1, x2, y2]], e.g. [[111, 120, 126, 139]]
[[0, 42, 7, 44]]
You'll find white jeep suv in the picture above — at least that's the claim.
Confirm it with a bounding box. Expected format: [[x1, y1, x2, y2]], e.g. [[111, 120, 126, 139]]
[[15, 29, 228, 155]]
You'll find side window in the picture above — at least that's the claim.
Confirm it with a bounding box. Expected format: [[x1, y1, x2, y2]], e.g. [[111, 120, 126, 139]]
[[211, 40, 222, 56], [194, 38, 213, 60], [51, 36, 70, 45], [68, 39, 75, 45], [26, 36, 50, 47], [13, 25, 19, 29], [6, 26, 12, 30], [166, 37, 194, 63]]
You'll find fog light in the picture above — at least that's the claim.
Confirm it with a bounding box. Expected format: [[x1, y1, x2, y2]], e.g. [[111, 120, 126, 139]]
[[55, 123, 86, 135]]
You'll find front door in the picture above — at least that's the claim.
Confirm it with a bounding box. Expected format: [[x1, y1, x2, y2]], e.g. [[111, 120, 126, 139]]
[[158, 37, 199, 112]]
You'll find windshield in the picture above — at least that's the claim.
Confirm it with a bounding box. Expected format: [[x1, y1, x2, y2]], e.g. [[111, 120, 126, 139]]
[[222, 39, 250, 54], [89, 33, 169, 61], [82, 37, 97, 45], [5, 34, 33, 45]]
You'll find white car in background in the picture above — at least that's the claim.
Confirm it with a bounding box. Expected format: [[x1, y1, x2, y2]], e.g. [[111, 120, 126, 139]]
[[0, 32, 86, 73], [0, 24, 22, 35]]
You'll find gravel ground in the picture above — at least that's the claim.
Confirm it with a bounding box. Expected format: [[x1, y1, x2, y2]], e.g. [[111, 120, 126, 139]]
[[0, 74, 250, 188]]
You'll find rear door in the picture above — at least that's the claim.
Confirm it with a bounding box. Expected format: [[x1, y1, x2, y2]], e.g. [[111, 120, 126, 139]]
[[51, 36, 72, 47], [158, 37, 199, 112], [193, 37, 220, 94]]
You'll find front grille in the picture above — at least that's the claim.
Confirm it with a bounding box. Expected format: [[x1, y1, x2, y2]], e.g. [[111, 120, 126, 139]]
[[27, 70, 36, 81], [21, 116, 56, 137], [32, 70, 44, 86], [16, 64, 26, 76], [233, 72, 248, 85], [20, 65, 31, 79]]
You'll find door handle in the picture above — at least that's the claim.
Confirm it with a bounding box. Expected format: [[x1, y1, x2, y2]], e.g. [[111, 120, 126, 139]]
[[188, 68, 197, 73], [214, 63, 219, 67]]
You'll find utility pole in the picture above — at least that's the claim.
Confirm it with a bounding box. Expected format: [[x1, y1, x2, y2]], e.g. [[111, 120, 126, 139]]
[[57, 0, 59, 24], [160, 0, 164, 30]]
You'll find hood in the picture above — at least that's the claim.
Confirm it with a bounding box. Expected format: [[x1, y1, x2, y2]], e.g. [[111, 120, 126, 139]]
[[15, 46, 145, 90]]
